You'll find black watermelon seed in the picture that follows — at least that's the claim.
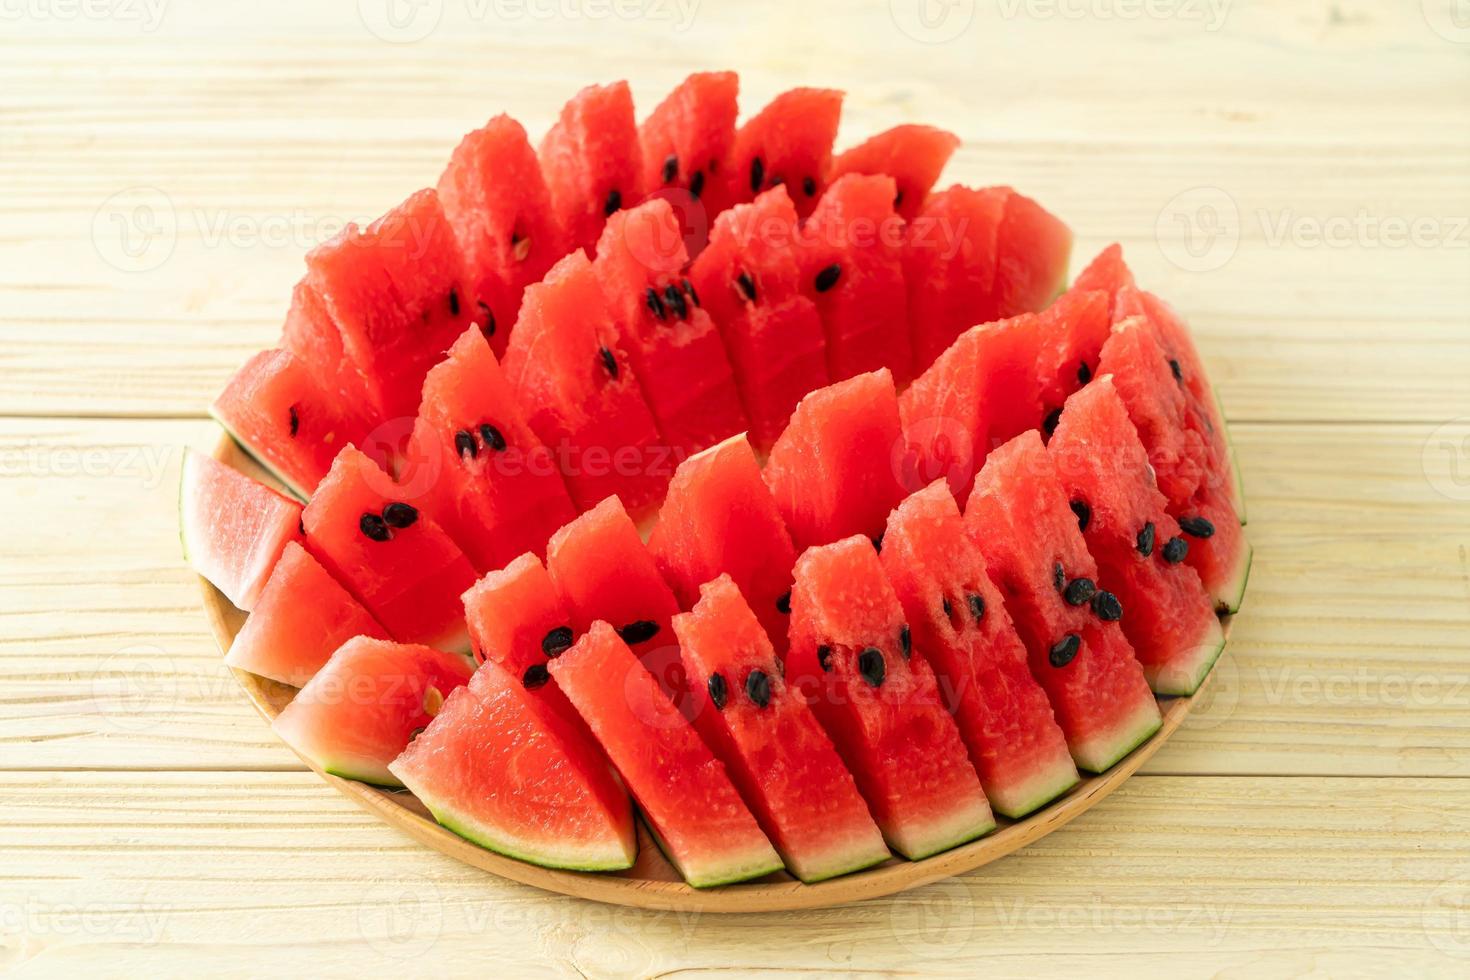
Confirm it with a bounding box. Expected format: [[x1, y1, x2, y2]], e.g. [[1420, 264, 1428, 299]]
[[479, 423, 506, 453], [1137, 521, 1156, 557], [1043, 408, 1063, 437], [603, 188, 622, 216], [409, 726, 426, 742], [968, 593, 986, 621], [1179, 516, 1216, 539], [616, 620, 660, 645], [1169, 358, 1183, 381], [1092, 590, 1123, 621], [802, 176, 817, 197], [1162, 536, 1189, 564], [899, 624, 911, 660], [682, 277, 700, 307], [382, 502, 418, 529], [1064, 577, 1097, 606], [745, 669, 772, 708], [1053, 562, 1066, 592], [775, 590, 791, 615], [359, 512, 391, 542], [288, 405, 299, 437], [522, 663, 550, 690], [871, 533, 884, 554], [599, 346, 619, 378], [448, 288, 460, 316], [664, 284, 688, 319], [749, 156, 764, 193], [707, 672, 728, 710], [662, 154, 678, 184], [858, 647, 886, 687], [646, 286, 667, 320], [736, 270, 757, 302], [893, 190, 904, 209], [689, 169, 705, 200], [1049, 633, 1081, 668], [814, 264, 841, 293], [541, 626, 574, 658], [941, 597, 953, 619], [817, 645, 833, 672], [1077, 361, 1093, 385], [454, 430, 477, 459], [478, 301, 496, 337], [1070, 499, 1091, 533]]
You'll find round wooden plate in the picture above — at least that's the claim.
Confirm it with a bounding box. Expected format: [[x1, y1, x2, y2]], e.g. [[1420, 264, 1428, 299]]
[[199, 435, 1230, 912]]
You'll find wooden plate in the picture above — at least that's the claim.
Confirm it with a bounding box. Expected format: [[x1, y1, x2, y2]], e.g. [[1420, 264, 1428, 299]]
[[198, 436, 1230, 912]]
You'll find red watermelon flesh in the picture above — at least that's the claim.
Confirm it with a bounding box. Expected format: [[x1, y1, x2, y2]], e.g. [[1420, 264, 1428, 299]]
[[880, 482, 1080, 818], [546, 495, 687, 707], [224, 540, 389, 688], [302, 188, 476, 421], [180, 450, 302, 612], [593, 199, 747, 455], [688, 186, 829, 450], [787, 536, 995, 859], [1047, 379, 1225, 694], [403, 326, 575, 573], [540, 81, 644, 256], [280, 279, 378, 427], [463, 553, 574, 670], [828, 123, 961, 222], [673, 576, 890, 882], [1032, 286, 1112, 419], [764, 368, 907, 551], [646, 434, 797, 647], [438, 113, 569, 357], [272, 636, 473, 786], [726, 87, 843, 219], [991, 189, 1073, 316], [904, 184, 1008, 371], [798, 173, 914, 385], [302, 446, 476, 652], [389, 659, 637, 871], [549, 621, 784, 888], [965, 432, 1161, 772], [638, 70, 738, 214], [502, 250, 670, 519]]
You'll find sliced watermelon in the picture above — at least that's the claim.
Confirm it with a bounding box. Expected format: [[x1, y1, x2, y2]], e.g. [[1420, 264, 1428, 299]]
[[880, 482, 1080, 818], [180, 449, 302, 612], [389, 659, 637, 870], [279, 277, 376, 416], [1032, 286, 1112, 421], [673, 576, 890, 882], [302, 446, 476, 652], [462, 552, 576, 670], [726, 87, 843, 218], [965, 432, 1161, 772], [502, 250, 670, 519], [787, 536, 995, 859], [764, 368, 907, 550], [798, 173, 914, 385], [224, 541, 388, 688], [437, 114, 568, 357], [271, 636, 472, 786], [402, 326, 575, 573], [593, 198, 747, 455], [647, 433, 798, 647], [1072, 241, 1135, 298], [1048, 379, 1225, 694], [638, 70, 739, 213], [549, 621, 784, 887], [688, 186, 829, 450], [992, 189, 1073, 316], [539, 81, 643, 255], [827, 123, 961, 222]]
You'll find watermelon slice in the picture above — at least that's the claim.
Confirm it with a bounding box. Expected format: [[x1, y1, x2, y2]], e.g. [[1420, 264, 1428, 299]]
[[880, 482, 1080, 818], [302, 446, 477, 652], [437, 114, 569, 357], [797, 174, 914, 385], [725, 87, 843, 219], [764, 369, 907, 551], [638, 70, 739, 212], [180, 450, 302, 612], [647, 433, 798, 647], [462, 552, 576, 669], [279, 277, 376, 417], [827, 123, 961, 222], [224, 541, 389, 688], [592, 199, 747, 455], [271, 636, 472, 786], [540, 81, 643, 255], [1048, 379, 1226, 694], [965, 432, 1162, 772], [389, 659, 637, 870], [992, 189, 1074, 316], [549, 621, 784, 887], [402, 326, 575, 573], [673, 576, 890, 882], [545, 495, 687, 706], [502, 250, 670, 519], [787, 536, 996, 859], [688, 186, 830, 450]]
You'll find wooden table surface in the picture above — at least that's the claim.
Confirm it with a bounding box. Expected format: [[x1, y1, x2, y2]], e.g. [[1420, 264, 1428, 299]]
[[4, 1, 1468, 975]]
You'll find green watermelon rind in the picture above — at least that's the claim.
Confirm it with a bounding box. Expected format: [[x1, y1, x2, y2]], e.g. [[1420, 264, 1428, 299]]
[[887, 798, 997, 863], [641, 814, 786, 889], [785, 836, 893, 885], [1070, 698, 1163, 774], [208, 410, 311, 502], [1145, 614, 1227, 697], [989, 755, 1082, 821], [323, 762, 402, 789], [1213, 540, 1252, 616]]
